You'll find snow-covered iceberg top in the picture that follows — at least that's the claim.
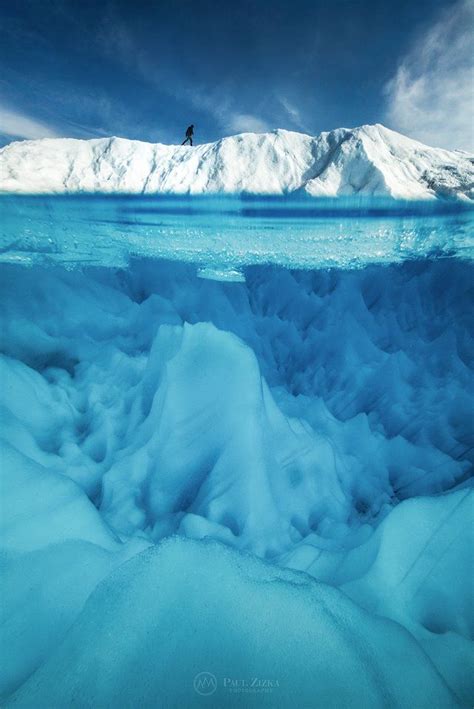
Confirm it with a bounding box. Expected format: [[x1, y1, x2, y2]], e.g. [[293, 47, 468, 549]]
[[1, 124, 473, 200]]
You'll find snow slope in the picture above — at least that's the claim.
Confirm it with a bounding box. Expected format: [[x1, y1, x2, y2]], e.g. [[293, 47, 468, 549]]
[[1, 124, 473, 199]]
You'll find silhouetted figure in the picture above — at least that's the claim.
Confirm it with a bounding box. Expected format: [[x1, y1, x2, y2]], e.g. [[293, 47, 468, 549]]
[[181, 124, 194, 146]]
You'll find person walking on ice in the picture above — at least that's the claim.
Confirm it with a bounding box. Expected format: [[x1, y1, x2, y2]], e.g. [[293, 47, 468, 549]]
[[181, 124, 194, 146]]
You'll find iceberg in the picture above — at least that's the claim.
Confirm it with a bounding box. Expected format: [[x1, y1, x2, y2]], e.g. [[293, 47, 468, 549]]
[[1, 124, 473, 200], [0, 128, 473, 706]]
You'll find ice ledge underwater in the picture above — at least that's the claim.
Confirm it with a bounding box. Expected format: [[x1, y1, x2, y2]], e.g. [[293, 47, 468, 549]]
[[0, 248, 473, 707]]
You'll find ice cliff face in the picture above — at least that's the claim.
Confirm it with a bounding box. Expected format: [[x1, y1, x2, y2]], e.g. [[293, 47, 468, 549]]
[[1, 123, 473, 199]]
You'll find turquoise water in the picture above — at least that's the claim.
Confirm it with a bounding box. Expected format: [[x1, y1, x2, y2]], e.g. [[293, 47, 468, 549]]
[[1, 194, 473, 279]]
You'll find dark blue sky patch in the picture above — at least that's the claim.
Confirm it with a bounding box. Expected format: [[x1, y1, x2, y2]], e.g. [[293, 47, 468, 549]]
[[0, 0, 461, 144]]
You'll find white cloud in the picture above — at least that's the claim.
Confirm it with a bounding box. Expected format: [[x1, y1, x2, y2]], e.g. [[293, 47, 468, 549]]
[[227, 113, 271, 133], [0, 105, 59, 140], [384, 0, 474, 152], [277, 96, 309, 133]]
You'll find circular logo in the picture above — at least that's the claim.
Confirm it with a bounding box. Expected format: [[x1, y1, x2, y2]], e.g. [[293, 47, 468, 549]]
[[193, 671, 217, 696]]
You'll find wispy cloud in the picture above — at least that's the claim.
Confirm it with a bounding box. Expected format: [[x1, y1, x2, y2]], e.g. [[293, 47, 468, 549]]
[[384, 0, 474, 152], [0, 104, 59, 140], [277, 96, 309, 133], [227, 113, 271, 133]]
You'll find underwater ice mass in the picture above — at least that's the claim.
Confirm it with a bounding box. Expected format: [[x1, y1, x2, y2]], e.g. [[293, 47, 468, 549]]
[[0, 194, 473, 707]]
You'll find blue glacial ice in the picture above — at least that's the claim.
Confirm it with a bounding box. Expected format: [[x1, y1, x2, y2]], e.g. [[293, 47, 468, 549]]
[[0, 194, 473, 707]]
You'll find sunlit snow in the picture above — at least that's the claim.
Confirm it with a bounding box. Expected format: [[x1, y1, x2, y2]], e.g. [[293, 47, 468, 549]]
[[1, 124, 473, 200]]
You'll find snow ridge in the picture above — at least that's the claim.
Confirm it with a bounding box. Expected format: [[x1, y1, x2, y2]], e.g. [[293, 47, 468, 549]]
[[1, 124, 473, 200]]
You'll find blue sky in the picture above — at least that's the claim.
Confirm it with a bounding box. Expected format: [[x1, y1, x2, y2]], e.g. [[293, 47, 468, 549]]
[[0, 0, 472, 150]]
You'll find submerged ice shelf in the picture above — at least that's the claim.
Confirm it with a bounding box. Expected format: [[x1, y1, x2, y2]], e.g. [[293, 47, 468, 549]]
[[0, 175, 473, 706], [0, 234, 473, 706]]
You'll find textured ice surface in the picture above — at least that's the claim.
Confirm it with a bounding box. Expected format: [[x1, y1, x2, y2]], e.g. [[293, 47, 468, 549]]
[[0, 247, 473, 705], [1, 124, 473, 199], [7, 538, 458, 709]]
